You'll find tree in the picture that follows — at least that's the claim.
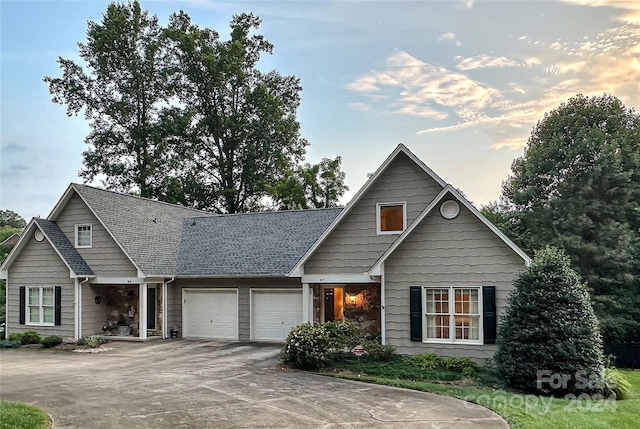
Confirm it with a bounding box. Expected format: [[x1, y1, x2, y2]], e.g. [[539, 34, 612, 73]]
[[44, 1, 179, 199], [269, 156, 348, 210], [495, 247, 604, 395], [0, 210, 26, 229], [501, 94, 640, 343], [165, 12, 309, 213]]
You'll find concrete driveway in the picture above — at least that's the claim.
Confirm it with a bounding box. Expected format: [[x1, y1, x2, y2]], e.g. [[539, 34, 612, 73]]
[[0, 340, 507, 428]]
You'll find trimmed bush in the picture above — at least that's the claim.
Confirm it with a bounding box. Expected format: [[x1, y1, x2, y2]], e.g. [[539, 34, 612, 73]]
[[20, 331, 42, 345], [323, 319, 362, 351], [495, 246, 605, 395], [0, 340, 21, 349], [281, 323, 332, 370], [362, 341, 396, 361], [40, 336, 63, 348], [446, 357, 479, 377], [7, 333, 23, 343], [408, 352, 445, 370]]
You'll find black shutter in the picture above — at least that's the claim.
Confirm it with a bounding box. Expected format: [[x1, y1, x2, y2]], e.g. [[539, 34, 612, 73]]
[[19, 286, 26, 324], [483, 286, 496, 344], [55, 286, 62, 326], [409, 286, 422, 341]]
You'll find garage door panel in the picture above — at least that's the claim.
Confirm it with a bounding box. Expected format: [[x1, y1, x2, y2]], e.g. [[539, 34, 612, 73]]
[[184, 289, 238, 339], [252, 290, 302, 341]]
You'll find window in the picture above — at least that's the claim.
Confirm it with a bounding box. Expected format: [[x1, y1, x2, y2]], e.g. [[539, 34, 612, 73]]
[[27, 286, 55, 325], [377, 202, 406, 234], [424, 287, 481, 343], [75, 224, 92, 248]]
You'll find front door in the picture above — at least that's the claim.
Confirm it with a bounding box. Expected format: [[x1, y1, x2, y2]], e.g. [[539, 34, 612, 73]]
[[323, 287, 344, 323]]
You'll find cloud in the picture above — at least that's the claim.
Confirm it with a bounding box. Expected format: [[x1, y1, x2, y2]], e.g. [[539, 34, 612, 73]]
[[490, 137, 528, 151], [458, 0, 475, 10], [563, 0, 640, 25], [438, 32, 457, 42], [347, 50, 501, 122], [1, 143, 28, 153], [349, 102, 372, 112], [455, 54, 521, 71]]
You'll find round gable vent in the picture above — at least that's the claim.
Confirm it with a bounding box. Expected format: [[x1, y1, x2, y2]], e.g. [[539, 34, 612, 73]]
[[34, 230, 44, 242], [440, 200, 460, 219]]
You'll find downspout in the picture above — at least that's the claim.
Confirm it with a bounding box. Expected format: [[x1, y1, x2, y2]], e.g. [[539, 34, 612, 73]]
[[76, 277, 90, 339], [163, 277, 174, 339]]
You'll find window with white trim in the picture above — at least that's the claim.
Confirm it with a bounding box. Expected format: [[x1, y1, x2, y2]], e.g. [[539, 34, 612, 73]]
[[27, 286, 55, 325], [377, 202, 406, 234], [75, 224, 92, 248], [424, 287, 481, 343]]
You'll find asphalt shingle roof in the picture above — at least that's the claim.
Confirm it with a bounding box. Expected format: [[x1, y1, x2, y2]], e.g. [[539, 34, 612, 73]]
[[177, 208, 342, 276], [34, 218, 94, 276], [72, 184, 214, 276]]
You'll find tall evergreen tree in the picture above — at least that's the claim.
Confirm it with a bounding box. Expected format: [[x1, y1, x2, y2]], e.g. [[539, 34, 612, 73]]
[[502, 94, 640, 343]]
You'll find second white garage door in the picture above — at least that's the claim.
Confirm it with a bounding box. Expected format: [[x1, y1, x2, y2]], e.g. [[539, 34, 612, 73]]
[[183, 289, 238, 339], [251, 289, 303, 341]]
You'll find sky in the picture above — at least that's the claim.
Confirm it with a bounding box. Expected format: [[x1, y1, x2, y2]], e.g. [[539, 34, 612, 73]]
[[1, 0, 639, 221]]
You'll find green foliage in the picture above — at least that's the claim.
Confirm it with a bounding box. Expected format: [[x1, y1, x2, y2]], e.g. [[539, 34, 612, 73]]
[[495, 246, 605, 395], [19, 331, 42, 345], [501, 94, 640, 344], [40, 336, 63, 348], [0, 210, 26, 229], [0, 400, 51, 429], [84, 335, 106, 348], [268, 157, 348, 210], [323, 319, 362, 351], [281, 323, 333, 370], [362, 341, 396, 361], [7, 333, 23, 343], [0, 340, 21, 349], [446, 357, 480, 377], [602, 368, 633, 400], [408, 352, 445, 370]]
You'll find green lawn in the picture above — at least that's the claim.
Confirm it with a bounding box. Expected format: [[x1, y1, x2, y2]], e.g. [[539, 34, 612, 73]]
[[324, 357, 640, 429], [0, 401, 50, 429]]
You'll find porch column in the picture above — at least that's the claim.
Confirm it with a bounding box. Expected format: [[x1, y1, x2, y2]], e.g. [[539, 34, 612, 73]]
[[162, 281, 168, 339], [139, 283, 147, 339], [302, 283, 310, 323], [74, 279, 80, 339]]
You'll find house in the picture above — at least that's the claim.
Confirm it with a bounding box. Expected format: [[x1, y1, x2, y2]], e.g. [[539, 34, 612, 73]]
[[0, 144, 530, 360], [1, 232, 20, 247]]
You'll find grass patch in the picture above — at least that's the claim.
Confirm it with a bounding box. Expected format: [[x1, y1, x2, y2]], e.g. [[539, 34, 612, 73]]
[[325, 356, 639, 429], [0, 401, 50, 429]]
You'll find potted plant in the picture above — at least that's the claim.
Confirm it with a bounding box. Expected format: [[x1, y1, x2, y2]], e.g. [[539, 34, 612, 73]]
[[116, 314, 131, 336]]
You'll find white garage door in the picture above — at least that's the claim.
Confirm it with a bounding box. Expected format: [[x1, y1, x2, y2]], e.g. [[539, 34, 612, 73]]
[[183, 289, 238, 339], [251, 289, 303, 341]]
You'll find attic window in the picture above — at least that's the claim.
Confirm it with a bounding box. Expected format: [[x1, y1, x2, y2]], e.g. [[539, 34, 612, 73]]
[[377, 202, 406, 234], [75, 224, 92, 248]]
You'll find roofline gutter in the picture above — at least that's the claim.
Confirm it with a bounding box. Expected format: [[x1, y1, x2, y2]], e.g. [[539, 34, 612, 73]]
[[173, 274, 290, 279]]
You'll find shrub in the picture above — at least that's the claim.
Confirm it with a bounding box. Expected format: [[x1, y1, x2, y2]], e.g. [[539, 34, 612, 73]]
[[281, 323, 332, 370], [76, 337, 86, 346], [408, 352, 445, 370], [602, 368, 633, 400], [362, 341, 396, 361], [20, 331, 42, 345], [323, 319, 363, 351], [446, 357, 479, 377], [7, 333, 23, 343], [40, 336, 63, 348], [0, 340, 21, 349], [495, 247, 605, 395], [84, 335, 106, 348]]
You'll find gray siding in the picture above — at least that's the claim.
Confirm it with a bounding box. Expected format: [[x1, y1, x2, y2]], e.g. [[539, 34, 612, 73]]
[[305, 152, 443, 274], [6, 229, 75, 338], [384, 203, 527, 361], [169, 277, 301, 340], [81, 284, 107, 336], [55, 193, 138, 277]]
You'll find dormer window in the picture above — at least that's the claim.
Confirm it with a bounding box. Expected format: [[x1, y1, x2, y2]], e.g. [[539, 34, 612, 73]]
[[75, 224, 92, 248], [377, 202, 406, 234]]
